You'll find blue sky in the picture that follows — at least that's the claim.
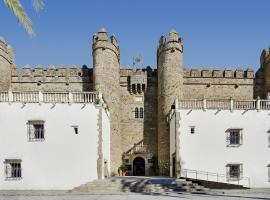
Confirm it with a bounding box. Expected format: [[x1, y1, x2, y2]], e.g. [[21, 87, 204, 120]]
[[0, 0, 270, 71]]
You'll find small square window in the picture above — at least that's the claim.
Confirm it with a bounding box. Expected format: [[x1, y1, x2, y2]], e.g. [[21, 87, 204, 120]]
[[190, 126, 195, 134], [27, 120, 45, 141], [4, 159, 22, 180], [72, 126, 79, 134], [226, 163, 243, 181], [226, 129, 243, 147]]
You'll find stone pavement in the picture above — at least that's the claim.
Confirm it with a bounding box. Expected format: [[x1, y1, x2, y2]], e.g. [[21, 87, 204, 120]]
[[0, 189, 270, 200]]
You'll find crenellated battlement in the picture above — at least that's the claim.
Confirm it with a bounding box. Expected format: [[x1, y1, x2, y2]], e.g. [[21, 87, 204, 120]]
[[157, 29, 183, 57], [183, 67, 254, 79], [11, 65, 92, 85], [92, 28, 120, 61]]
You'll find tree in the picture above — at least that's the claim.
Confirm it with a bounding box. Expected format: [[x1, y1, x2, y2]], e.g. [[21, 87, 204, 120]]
[[3, 0, 44, 36]]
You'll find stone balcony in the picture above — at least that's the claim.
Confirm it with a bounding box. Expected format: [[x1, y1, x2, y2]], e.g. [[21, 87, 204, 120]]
[[176, 98, 270, 111], [0, 91, 99, 104]]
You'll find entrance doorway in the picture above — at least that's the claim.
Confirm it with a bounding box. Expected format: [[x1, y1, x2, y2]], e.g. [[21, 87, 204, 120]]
[[133, 157, 145, 176]]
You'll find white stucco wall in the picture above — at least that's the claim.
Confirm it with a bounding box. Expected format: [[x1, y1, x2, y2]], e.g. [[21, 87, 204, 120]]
[[102, 109, 110, 177], [170, 109, 270, 188], [0, 102, 110, 190]]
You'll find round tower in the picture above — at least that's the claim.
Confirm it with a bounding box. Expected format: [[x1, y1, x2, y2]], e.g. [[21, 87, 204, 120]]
[[92, 28, 121, 175], [157, 29, 184, 176], [261, 47, 270, 98], [0, 37, 13, 91]]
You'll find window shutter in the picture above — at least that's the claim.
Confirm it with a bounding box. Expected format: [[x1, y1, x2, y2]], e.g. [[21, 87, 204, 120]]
[[240, 130, 243, 145], [226, 132, 230, 146], [240, 164, 243, 179], [226, 166, 230, 180]]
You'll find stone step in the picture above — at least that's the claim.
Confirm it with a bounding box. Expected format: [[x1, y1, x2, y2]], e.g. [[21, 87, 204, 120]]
[[71, 177, 210, 194]]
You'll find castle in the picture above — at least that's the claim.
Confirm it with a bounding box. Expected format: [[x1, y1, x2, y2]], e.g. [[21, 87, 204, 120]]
[[0, 28, 270, 189]]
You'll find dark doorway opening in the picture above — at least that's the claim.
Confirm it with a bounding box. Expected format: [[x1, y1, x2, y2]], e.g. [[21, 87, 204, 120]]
[[133, 157, 145, 176], [172, 156, 176, 177]]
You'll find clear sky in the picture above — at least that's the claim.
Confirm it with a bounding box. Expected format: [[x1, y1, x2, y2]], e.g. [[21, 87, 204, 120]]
[[0, 0, 270, 71]]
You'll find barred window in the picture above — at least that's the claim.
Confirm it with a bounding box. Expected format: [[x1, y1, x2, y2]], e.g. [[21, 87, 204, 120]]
[[226, 129, 243, 146], [226, 163, 243, 181], [135, 107, 139, 118], [4, 159, 22, 180], [139, 107, 144, 118], [28, 120, 45, 141]]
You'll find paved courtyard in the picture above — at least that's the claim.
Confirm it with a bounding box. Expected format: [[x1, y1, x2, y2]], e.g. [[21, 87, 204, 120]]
[[0, 190, 270, 200]]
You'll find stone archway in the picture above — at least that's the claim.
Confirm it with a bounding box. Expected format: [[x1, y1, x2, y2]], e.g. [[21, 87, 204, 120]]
[[133, 157, 145, 176]]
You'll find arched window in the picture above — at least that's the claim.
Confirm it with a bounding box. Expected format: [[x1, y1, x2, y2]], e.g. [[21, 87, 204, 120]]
[[135, 107, 139, 118], [139, 107, 144, 118]]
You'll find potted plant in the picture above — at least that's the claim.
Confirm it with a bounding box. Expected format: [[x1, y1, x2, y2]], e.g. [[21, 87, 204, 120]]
[[119, 164, 127, 176]]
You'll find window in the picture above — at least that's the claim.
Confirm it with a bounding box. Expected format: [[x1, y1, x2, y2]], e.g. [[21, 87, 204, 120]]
[[134, 107, 143, 119], [190, 126, 195, 134], [72, 126, 79, 134], [139, 107, 144, 118], [28, 120, 45, 141], [4, 159, 22, 180], [226, 129, 243, 146], [226, 163, 243, 181], [135, 107, 139, 118]]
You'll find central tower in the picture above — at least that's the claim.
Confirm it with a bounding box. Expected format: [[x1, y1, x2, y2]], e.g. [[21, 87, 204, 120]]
[[157, 30, 184, 175]]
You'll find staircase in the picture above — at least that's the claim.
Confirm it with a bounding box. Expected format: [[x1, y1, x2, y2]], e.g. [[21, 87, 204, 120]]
[[70, 177, 209, 194]]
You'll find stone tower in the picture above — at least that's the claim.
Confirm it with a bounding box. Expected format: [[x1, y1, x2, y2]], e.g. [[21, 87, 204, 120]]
[[92, 28, 121, 175], [0, 37, 14, 91], [261, 47, 270, 98], [157, 29, 184, 175]]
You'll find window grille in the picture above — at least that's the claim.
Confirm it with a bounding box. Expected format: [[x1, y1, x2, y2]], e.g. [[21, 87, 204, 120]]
[[226, 129, 243, 146], [4, 159, 22, 180], [135, 107, 139, 118], [226, 163, 243, 181], [139, 107, 144, 118], [28, 120, 45, 141]]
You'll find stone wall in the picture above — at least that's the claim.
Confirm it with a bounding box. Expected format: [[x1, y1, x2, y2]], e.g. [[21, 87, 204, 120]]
[[0, 37, 13, 91], [11, 65, 92, 91], [182, 68, 258, 99], [119, 68, 158, 175]]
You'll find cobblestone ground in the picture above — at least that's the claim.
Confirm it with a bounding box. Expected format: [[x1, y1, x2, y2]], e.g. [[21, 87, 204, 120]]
[[0, 190, 270, 200]]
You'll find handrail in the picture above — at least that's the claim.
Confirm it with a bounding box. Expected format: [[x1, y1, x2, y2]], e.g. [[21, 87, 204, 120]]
[[181, 169, 250, 188], [0, 91, 99, 104], [178, 98, 270, 111]]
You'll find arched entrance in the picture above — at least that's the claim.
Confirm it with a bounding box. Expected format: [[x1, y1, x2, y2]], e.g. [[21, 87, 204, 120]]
[[133, 157, 145, 176]]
